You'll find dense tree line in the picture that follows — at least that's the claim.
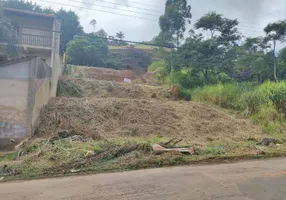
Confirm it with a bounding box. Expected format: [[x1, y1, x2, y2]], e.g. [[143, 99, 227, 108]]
[[1, 0, 286, 83], [153, 0, 286, 86]]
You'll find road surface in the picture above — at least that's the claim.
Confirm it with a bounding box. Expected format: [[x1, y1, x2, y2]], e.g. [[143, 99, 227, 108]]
[[0, 158, 286, 200]]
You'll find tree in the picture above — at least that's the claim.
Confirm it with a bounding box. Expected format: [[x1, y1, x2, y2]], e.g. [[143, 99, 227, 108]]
[[194, 12, 223, 38], [56, 9, 84, 55], [90, 19, 97, 32], [66, 34, 108, 66], [218, 17, 240, 45], [177, 34, 224, 83], [159, 0, 192, 47], [0, 7, 18, 56], [116, 31, 125, 40], [264, 20, 286, 82], [95, 29, 107, 38], [2, 0, 53, 13], [152, 31, 176, 48], [195, 12, 240, 45], [234, 38, 271, 82], [116, 31, 125, 45]]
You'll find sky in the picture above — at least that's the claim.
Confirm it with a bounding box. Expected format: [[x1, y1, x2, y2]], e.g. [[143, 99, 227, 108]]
[[33, 0, 286, 48]]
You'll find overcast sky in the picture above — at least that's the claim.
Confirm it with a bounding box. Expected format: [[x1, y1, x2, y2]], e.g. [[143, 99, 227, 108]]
[[34, 0, 286, 47]]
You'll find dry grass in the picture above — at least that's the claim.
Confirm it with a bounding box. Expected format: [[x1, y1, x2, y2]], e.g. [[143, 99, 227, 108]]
[[3, 65, 285, 181], [68, 65, 138, 81], [58, 77, 171, 99], [35, 97, 261, 146]]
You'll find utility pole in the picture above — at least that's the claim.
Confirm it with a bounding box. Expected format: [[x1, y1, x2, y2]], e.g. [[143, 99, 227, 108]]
[[170, 48, 173, 85]]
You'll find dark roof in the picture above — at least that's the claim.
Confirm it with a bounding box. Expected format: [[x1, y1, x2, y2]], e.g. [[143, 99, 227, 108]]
[[0, 55, 37, 67], [3, 7, 56, 18]]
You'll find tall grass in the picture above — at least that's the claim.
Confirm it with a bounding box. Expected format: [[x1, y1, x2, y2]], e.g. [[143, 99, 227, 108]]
[[192, 81, 286, 136]]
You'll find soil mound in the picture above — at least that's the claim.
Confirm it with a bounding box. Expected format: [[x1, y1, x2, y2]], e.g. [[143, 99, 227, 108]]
[[69, 66, 137, 82], [36, 98, 260, 142], [58, 77, 171, 99]]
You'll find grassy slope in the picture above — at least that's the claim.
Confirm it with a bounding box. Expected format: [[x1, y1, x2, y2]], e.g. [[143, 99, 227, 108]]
[[1, 68, 286, 181]]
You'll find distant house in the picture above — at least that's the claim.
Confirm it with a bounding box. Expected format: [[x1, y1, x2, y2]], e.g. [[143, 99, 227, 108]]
[[2, 7, 62, 97], [0, 8, 62, 150]]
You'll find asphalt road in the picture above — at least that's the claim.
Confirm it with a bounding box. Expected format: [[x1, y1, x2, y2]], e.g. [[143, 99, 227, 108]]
[[0, 158, 286, 200]]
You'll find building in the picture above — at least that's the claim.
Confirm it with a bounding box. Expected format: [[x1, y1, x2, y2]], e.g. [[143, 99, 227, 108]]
[[0, 8, 62, 150], [3, 7, 62, 97]]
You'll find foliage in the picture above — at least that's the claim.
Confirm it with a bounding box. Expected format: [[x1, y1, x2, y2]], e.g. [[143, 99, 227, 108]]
[[264, 20, 286, 82], [148, 60, 170, 83], [96, 29, 108, 38], [159, 0, 192, 47], [0, 11, 18, 55], [90, 19, 97, 32], [56, 9, 84, 55], [192, 81, 286, 135], [194, 12, 223, 38], [2, 0, 54, 13], [103, 47, 152, 70], [57, 78, 82, 97], [66, 34, 108, 66]]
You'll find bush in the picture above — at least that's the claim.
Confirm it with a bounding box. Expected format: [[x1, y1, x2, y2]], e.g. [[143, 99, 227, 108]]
[[179, 88, 192, 101], [192, 83, 244, 110], [192, 81, 286, 135]]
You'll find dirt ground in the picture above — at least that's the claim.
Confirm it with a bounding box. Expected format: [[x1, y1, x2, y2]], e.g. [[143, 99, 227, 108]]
[[37, 65, 262, 145]]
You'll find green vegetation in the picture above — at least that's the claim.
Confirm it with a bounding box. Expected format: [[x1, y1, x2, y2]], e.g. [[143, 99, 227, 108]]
[[66, 33, 109, 66], [192, 81, 286, 141]]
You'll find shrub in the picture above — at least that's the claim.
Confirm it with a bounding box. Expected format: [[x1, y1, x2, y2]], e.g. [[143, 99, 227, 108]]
[[192, 83, 243, 110], [179, 88, 192, 101]]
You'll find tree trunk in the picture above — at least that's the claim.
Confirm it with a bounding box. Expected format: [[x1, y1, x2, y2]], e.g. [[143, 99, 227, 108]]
[[211, 30, 214, 39], [203, 68, 209, 84], [273, 40, 278, 82], [176, 31, 180, 48]]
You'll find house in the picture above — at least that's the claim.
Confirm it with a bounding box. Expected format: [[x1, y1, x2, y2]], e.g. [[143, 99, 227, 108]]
[[2, 7, 62, 97], [0, 8, 62, 150]]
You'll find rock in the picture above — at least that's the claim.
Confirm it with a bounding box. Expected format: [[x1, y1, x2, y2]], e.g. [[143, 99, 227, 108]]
[[257, 138, 280, 146], [0, 177, 4, 181]]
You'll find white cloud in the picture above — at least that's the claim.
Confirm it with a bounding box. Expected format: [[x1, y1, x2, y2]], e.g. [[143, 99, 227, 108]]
[[33, 0, 286, 44]]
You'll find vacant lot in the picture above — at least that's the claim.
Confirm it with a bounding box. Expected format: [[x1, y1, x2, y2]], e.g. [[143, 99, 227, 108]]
[[1, 66, 285, 181]]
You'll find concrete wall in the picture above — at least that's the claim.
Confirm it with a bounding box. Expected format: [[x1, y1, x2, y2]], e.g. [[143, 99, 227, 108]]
[[0, 58, 52, 150], [0, 60, 30, 150], [28, 50, 52, 67]]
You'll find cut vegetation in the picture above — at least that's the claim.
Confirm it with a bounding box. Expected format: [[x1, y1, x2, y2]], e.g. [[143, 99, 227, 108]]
[[1, 66, 286, 181]]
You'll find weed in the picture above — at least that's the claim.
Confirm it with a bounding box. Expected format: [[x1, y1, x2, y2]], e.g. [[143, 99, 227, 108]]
[[0, 152, 17, 162]]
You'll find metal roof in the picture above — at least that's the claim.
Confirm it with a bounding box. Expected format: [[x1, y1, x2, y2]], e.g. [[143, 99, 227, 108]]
[[0, 55, 37, 67]]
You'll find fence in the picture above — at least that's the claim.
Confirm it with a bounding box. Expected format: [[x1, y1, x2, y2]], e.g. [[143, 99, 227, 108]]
[[19, 33, 53, 48]]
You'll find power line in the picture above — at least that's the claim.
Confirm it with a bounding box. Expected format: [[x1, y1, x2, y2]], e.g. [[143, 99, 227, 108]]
[[40, 0, 269, 34], [68, 0, 161, 17], [116, 0, 159, 8], [68, 0, 162, 14], [75, 33, 274, 58], [39, 0, 157, 21]]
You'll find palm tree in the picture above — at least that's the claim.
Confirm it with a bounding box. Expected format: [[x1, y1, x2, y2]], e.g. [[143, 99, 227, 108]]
[[116, 31, 125, 45], [90, 19, 97, 32]]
